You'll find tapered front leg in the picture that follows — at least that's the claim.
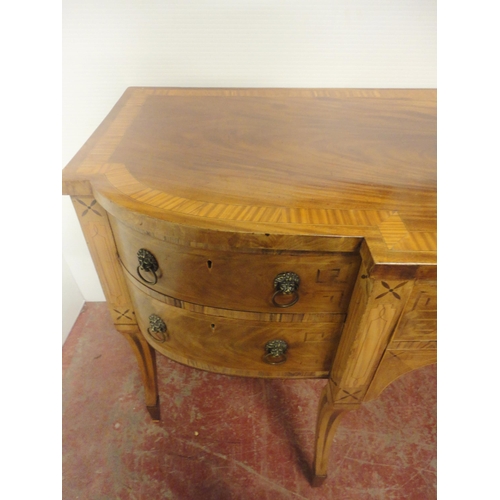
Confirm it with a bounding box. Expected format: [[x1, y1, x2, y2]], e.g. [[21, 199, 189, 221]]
[[311, 259, 413, 485], [312, 383, 357, 486], [118, 326, 160, 421], [71, 195, 160, 420]]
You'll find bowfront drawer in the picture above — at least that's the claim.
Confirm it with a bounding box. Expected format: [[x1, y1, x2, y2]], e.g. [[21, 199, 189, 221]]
[[110, 217, 360, 314], [125, 273, 345, 378]]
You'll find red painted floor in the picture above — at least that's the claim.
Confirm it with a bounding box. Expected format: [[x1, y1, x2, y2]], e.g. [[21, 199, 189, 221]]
[[63, 302, 437, 499]]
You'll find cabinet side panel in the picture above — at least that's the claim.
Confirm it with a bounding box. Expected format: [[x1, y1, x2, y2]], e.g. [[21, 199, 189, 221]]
[[393, 281, 437, 341], [364, 348, 437, 402]]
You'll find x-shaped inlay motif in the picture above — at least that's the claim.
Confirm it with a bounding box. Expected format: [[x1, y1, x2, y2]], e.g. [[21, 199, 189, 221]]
[[375, 281, 407, 300], [76, 198, 102, 217], [114, 309, 133, 321]]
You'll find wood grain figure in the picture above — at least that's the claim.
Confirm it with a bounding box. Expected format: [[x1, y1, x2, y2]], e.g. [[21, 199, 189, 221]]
[[63, 88, 436, 486]]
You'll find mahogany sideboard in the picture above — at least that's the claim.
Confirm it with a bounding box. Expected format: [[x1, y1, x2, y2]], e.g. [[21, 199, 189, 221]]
[[62, 88, 437, 486]]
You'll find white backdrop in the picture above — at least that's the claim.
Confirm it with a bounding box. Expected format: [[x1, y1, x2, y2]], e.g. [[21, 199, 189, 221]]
[[62, 0, 436, 340]]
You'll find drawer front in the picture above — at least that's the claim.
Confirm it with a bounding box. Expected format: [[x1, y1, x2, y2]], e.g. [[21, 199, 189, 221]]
[[126, 275, 345, 378], [110, 216, 360, 314], [393, 282, 437, 341]]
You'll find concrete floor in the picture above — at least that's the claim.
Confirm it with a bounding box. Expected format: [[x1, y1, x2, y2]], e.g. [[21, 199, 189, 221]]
[[63, 302, 437, 499]]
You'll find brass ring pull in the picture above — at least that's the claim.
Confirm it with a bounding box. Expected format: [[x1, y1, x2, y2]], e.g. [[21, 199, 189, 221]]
[[272, 289, 299, 308], [137, 266, 158, 285], [272, 271, 300, 308], [147, 314, 168, 343], [137, 249, 159, 285], [263, 339, 288, 365]]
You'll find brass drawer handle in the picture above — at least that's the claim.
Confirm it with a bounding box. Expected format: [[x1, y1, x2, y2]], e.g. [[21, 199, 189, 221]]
[[272, 272, 300, 308], [263, 339, 288, 365], [137, 249, 159, 285], [147, 314, 168, 343]]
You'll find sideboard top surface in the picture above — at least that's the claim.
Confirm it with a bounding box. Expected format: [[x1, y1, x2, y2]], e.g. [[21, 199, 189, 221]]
[[63, 88, 437, 269]]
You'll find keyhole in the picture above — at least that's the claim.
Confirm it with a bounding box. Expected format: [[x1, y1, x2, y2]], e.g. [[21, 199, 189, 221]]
[[210, 323, 216, 331], [207, 260, 213, 269]]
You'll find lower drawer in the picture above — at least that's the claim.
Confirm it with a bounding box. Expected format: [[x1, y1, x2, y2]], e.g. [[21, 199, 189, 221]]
[[126, 277, 345, 378]]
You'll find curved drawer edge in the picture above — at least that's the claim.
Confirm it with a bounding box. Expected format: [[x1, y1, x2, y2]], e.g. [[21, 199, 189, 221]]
[[125, 277, 342, 379], [155, 349, 331, 379], [122, 260, 347, 325]]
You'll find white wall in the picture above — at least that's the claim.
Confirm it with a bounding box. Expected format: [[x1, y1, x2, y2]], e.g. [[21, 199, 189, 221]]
[[62, 0, 436, 334], [62, 256, 85, 344]]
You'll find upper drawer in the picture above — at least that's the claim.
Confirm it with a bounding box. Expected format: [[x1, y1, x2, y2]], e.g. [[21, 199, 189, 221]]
[[109, 216, 361, 314]]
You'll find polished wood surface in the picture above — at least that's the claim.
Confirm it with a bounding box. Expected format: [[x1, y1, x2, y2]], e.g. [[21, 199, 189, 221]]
[[311, 261, 416, 479], [123, 265, 347, 324], [109, 214, 360, 314], [118, 325, 160, 421], [63, 88, 436, 273], [393, 280, 437, 341], [62, 88, 436, 486], [71, 196, 137, 326], [125, 272, 345, 378], [71, 195, 160, 420]]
